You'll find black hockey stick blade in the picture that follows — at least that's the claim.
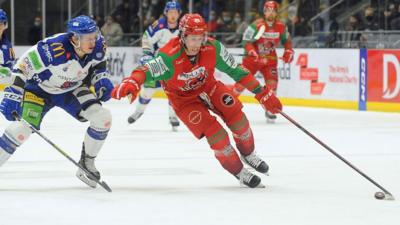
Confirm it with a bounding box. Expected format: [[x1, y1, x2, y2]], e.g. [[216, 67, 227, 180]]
[[278, 110, 395, 200]]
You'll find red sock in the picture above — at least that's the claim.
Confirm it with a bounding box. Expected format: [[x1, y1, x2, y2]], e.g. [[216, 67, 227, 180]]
[[205, 121, 243, 175]]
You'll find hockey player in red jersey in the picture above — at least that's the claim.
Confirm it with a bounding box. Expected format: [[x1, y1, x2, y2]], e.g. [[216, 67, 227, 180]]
[[236, 0, 294, 122], [111, 14, 282, 188]]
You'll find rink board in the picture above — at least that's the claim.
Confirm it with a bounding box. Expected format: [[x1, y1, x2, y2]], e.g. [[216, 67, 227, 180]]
[[1, 46, 400, 112]]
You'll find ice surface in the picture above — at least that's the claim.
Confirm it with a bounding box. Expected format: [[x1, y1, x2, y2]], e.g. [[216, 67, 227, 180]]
[[1, 99, 399, 225]]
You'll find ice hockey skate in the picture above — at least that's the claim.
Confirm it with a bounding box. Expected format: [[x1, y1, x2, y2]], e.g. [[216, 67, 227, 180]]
[[235, 167, 265, 188], [265, 110, 277, 123], [76, 146, 101, 188], [169, 116, 180, 131], [127, 110, 144, 124], [241, 151, 269, 175]]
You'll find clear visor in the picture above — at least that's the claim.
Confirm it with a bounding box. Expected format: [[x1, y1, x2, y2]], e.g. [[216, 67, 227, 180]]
[[76, 29, 100, 43], [264, 7, 277, 14], [185, 34, 205, 45]]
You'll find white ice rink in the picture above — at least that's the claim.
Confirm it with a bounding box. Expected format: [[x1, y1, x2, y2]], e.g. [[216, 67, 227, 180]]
[[0, 98, 399, 225]]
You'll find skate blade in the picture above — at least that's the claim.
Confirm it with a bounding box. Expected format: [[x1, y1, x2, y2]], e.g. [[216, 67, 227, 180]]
[[266, 118, 276, 124], [172, 126, 178, 132], [239, 182, 266, 188], [256, 183, 266, 188], [76, 169, 97, 188]]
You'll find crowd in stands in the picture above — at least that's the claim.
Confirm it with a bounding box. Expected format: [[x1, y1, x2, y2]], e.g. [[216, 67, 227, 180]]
[[26, 0, 400, 48]]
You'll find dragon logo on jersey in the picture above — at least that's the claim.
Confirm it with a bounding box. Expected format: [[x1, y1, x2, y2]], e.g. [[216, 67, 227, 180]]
[[257, 40, 275, 55], [178, 66, 205, 80], [178, 66, 208, 91]]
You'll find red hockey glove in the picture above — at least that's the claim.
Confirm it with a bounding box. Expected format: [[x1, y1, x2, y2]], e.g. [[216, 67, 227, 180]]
[[282, 49, 294, 63], [255, 86, 282, 114], [111, 78, 141, 103]]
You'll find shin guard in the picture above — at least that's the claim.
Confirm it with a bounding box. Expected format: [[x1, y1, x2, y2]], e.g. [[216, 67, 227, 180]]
[[205, 121, 243, 175]]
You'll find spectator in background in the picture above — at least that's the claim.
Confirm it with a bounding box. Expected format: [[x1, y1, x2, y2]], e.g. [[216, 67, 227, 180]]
[[150, 0, 164, 19], [113, 0, 138, 33], [142, 0, 162, 27], [381, 3, 397, 30], [325, 12, 340, 48], [196, 0, 216, 21], [92, 15, 104, 28], [216, 11, 235, 43], [28, 16, 42, 45], [362, 6, 380, 31], [390, 4, 400, 30], [225, 12, 249, 45], [343, 14, 364, 48], [220, 11, 234, 32], [207, 10, 218, 33], [287, 16, 311, 37], [101, 15, 123, 46]]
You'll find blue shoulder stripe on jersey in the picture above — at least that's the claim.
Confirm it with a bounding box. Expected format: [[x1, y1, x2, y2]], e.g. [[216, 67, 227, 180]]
[[146, 17, 168, 37], [36, 33, 72, 67]]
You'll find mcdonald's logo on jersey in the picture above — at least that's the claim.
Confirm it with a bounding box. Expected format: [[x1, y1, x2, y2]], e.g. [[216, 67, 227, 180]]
[[50, 42, 65, 58]]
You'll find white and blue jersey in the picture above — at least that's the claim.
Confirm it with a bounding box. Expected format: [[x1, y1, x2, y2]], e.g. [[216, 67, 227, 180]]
[[15, 33, 108, 94], [142, 17, 179, 56], [141, 17, 178, 89], [0, 35, 15, 69]]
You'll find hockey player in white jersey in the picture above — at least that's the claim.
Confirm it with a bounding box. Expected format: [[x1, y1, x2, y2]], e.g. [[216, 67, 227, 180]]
[[127, 1, 181, 131], [0, 9, 15, 85], [0, 15, 114, 189]]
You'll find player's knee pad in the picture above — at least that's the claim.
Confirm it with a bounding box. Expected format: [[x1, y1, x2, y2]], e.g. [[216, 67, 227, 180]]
[[81, 104, 112, 131], [0, 121, 32, 154]]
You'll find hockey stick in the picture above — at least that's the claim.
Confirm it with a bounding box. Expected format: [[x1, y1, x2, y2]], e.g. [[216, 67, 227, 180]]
[[254, 25, 265, 40], [231, 25, 265, 57], [278, 110, 395, 201], [12, 112, 112, 193]]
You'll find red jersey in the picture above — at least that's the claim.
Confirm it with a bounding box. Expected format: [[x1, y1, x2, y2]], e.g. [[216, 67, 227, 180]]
[[242, 19, 292, 65], [133, 37, 260, 97]]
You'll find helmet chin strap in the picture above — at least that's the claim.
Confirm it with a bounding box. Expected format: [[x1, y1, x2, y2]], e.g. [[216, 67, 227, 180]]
[[71, 35, 84, 54]]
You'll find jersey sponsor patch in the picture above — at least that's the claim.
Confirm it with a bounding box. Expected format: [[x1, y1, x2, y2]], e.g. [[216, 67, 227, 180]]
[[221, 93, 235, 107], [188, 110, 202, 125], [219, 44, 237, 68], [243, 26, 256, 41], [20, 56, 35, 74], [27, 50, 44, 71], [41, 44, 53, 62], [50, 42, 65, 58], [262, 32, 280, 39], [24, 91, 45, 106], [146, 56, 169, 78]]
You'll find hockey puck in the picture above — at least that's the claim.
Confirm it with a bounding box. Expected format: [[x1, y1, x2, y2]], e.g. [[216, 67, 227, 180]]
[[374, 192, 385, 200]]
